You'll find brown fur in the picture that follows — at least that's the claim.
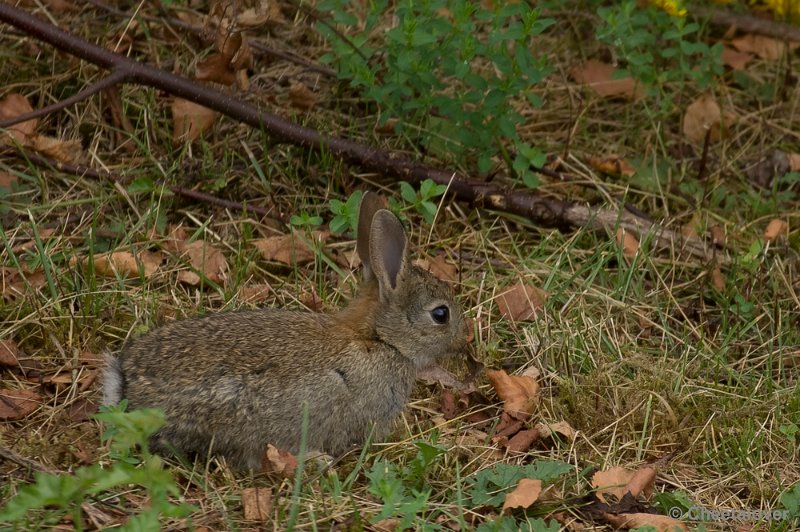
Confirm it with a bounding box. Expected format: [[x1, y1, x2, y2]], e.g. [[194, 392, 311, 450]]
[[103, 194, 467, 470]]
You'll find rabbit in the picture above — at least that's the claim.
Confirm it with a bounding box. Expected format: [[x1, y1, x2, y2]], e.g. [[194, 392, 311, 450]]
[[102, 192, 467, 471]]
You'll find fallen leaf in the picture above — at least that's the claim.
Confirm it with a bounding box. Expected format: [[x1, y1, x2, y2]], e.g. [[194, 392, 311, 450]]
[[0, 93, 37, 144], [177, 240, 228, 285], [171, 98, 218, 143], [709, 224, 726, 247], [720, 46, 753, 70], [0, 340, 20, 366], [789, 153, 800, 171], [415, 253, 458, 284], [682, 94, 734, 144], [569, 59, 640, 99], [729, 34, 799, 61], [502, 478, 542, 512], [43, 0, 78, 12], [73, 250, 162, 279], [79, 351, 104, 366], [711, 266, 725, 292], [0, 389, 42, 420], [241, 487, 272, 521], [681, 212, 702, 240], [260, 444, 297, 478], [439, 389, 468, 420], [196, 53, 237, 85], [238, 0, 285, 27], [603, 512, 687, 531], [764, 219, 788, 242], [592, 466, 635, 503], [29, 135, 83, 164], [587, 155, 636, 178], [494, 413, 525, 441], [239, 283, 272, 303], [505, 428, 540, 452], [67, 398, 98, 423], [592, 465, 655, 504], [533, 420, 577, 441], [496, 281, 547, 322], [372, 518, 400, 532], [0, 171, 18, 188], [288, 81, 317, 110], [486, 369, 539, 421], [615, 228, 639, 259], [3, 268, 47, 300], [253, 231, 328, 266], [417, 364, 477, 393]]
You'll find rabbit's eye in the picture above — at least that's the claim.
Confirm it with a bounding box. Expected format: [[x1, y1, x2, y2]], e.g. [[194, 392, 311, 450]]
[[431, 305, 449, 324]]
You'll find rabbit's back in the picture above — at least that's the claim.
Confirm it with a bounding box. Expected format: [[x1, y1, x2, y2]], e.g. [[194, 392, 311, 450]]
[[112, 308, 415, 469]]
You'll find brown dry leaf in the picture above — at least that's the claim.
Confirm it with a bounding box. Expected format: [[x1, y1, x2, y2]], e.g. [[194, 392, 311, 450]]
[[534, 420, 577, 441], [0, 93, 37, 144], [79, 351, 104, 366], [603, 512, 687, 531], [171, 98, 218, 143], [729, 34, 799, 61], [624, 464, 657, 500], [0, 340, 20, 366], [67, 398, 98, 423], [569, 59, 640, 99], [502, 478, 542, 512], [417, 364, 477, 394], [196, 53, 237, 85], [0, 171, 18, 188], [592, 464, 655, 503], [75, 250, 162, 279], [288, 81, 317, 110], [720, 46, 753, 70], [496, 281, 547, 322], [239, 283, 272, 303], [587, 155, 636, 178], [681, 212, 702, 240], [789, 153, 800, 171], [28, 135, 83, 164], [238, 0, 285, 27], [415, 253, 458, 284], [3, 268, 47, 300], [241, 487, 272, 521], [592, 466, 635, 503], [178, 240, 228, 285], [615, 228, 639, 259], [505, 428, 540, 452], [43, 0, 78, 12], [253, 231, 328, 266], [764, 219, 788, 242], [485, 369, 539, 421], [711, 267, 725, 292], [0, 388, 42, 420], [372, 518, 400, 532], [709, 224, 726, 247], [683, 94, 734, 144], [261, 444, 297, 478]]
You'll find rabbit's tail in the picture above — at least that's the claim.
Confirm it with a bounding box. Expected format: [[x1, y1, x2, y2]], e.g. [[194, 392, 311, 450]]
[[101, 354, 125, 405]]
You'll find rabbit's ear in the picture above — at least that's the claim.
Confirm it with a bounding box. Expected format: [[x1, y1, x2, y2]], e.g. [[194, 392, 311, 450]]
[[369, 210, 408, 296], [357, 192, 385, 281]]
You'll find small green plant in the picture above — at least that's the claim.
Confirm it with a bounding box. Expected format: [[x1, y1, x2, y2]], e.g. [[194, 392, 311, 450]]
[[365, 440, 446, 529], [782, 483, 800, 518], [329, 189, 364, 235], [596, 0, 723, 113], [399, 179, 447, 224], [466, 460, 572, 508], [290, 211, 323, 228], [316, 0, 554, 186], [0, 402, 194, 530]]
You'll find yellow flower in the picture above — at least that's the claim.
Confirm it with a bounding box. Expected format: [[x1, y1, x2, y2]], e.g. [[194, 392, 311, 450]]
[[650, 0, 688, 17]]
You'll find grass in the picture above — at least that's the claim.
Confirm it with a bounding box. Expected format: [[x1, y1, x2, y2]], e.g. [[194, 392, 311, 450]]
[[1, 0, 799, 530]]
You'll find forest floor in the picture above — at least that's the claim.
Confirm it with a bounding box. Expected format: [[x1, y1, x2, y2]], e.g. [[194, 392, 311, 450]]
[[1, 1, 799, 530]]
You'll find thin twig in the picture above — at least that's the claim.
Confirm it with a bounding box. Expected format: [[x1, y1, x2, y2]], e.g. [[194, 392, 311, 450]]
[[696, 7, 800, 42]]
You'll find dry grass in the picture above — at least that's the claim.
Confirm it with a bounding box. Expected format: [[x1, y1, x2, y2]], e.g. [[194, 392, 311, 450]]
[[1, 1, 799, 530]]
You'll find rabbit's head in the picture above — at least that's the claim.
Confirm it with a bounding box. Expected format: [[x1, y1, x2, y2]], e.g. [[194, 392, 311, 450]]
[[356, 193, 467, 369]]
